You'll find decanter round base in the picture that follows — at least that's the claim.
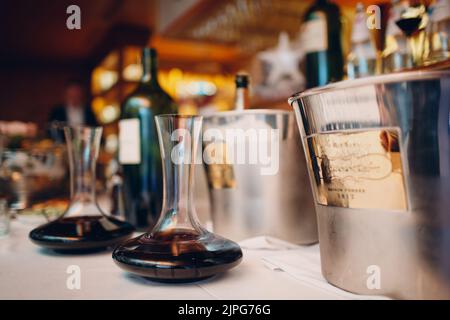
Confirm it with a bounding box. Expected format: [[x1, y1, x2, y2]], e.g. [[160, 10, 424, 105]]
[[144, 275, 215, 284], [29, 216, 135, 252], [112, 230, 243, 282]]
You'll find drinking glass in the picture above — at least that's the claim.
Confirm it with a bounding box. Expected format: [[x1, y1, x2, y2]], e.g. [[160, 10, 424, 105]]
[[29, 126, 134, 252], [113, 115, 242, 282]]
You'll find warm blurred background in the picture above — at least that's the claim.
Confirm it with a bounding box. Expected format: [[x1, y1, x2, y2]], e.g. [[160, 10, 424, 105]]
[[2, 0, 443, 215], [0, 0, 446, 238], [1, 0, 400, 175], [0, 0, 393, 127]]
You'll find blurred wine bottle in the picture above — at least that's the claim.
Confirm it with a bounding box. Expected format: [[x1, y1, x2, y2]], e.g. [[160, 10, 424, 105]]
[[234, 74, 250, 111], [427, 0, 450, 64], [301, 0, 344, 88], [347, 3, 377, 79], [119, 48, 177, 230], [395, 0, 429, 67], [384, 0, 412, 71]]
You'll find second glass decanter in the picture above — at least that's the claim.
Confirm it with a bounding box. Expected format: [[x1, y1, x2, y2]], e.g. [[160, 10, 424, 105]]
[[113, 115, 242, 282], [29, 126, 135, 252]]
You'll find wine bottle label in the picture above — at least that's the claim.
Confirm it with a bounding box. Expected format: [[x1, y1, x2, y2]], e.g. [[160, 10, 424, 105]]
[[301, 13, 328, 53], [306, 128, 408, 211], [302, 86, 408, 211], [203, 141, 236, 189], [119, 119, 141, 164]]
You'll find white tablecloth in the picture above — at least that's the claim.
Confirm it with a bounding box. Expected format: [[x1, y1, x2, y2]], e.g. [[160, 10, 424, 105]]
[[0, 219, 387, 300]]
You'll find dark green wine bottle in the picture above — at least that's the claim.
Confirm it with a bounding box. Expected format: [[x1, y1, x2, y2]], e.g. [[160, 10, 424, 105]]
[[119, 48, 177, 230], [302, 0, 344, 88]]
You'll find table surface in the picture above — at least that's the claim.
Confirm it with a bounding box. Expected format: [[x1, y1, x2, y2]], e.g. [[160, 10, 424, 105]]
[[0, 218, 384, 300]]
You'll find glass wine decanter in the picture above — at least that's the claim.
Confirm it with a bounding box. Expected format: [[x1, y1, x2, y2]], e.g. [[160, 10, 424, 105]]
[[113, 115, 242, 282], [29, 126, 135, 252]]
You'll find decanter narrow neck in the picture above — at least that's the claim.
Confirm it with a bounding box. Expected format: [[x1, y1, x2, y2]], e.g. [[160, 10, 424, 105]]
[[162, 154, 194, 226], [152, 116, 204, 234], [65, 126, 102, 204], [69, 150, 97, 203]]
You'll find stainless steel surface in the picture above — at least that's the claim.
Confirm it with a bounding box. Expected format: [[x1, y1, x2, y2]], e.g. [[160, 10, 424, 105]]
[[290, 69, 450, 299], [200, 109, 318, 244]]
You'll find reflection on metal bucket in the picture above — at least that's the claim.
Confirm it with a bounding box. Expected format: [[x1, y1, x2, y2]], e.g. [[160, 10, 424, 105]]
[[199, 109, 318, 244], [290, 70, 450, 299]]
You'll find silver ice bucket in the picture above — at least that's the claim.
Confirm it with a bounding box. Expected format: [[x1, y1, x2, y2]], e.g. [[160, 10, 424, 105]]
[[200, 109, 318, 244], [289, 70, 450, 299]]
